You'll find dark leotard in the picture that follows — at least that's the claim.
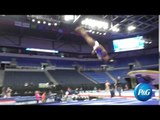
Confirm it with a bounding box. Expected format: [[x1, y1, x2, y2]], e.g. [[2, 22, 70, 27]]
[[95, 47, 107, 58]]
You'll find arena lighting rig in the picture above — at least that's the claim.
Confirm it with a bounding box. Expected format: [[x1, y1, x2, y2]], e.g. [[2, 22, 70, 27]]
[[26, 15, 60, 26], [25, 15, 158, 38], [27, 15, 81, 25], [26, 15, 136, 34]]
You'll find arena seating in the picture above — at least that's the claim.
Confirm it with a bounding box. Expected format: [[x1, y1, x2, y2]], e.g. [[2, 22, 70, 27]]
[[0, 53, 158, 68], [3, 71, 51, 89], [112, 57, 136, 68], [107, 69, 129, 83], [82, 71, 114, 84], [135, 54, 158, 66], [48, 70, 95, 86]]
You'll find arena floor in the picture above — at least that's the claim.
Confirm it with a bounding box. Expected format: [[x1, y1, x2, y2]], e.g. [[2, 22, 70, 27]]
[[44, 97, 159, 105], [0, 89, 159, 105]]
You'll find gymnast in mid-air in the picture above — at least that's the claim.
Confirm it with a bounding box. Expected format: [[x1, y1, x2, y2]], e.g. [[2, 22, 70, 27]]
[[75, 26, 110, 62]]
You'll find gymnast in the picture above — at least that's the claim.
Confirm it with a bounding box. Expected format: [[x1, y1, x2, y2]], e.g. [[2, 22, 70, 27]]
[[75, 26, 110, 62]]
